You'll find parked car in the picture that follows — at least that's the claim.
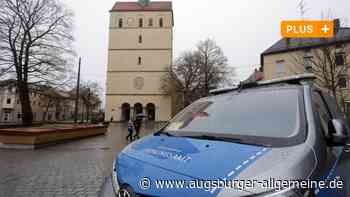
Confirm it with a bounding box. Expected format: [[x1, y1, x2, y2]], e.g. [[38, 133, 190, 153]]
[[112, 74, 349, 197]]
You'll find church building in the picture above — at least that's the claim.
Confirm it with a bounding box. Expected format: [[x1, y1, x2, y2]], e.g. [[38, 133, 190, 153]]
[[106, 0, 173, 122]]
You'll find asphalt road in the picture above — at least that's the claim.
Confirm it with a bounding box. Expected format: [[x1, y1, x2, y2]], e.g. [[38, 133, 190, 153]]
[[0, 123, 156, 197]]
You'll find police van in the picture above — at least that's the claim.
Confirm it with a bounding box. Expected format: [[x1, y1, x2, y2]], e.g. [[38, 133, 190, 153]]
[[112, 74, 350, 197]]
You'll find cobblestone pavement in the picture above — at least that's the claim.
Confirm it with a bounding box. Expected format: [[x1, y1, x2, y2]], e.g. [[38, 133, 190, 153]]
[[0, 123, 159, 197]]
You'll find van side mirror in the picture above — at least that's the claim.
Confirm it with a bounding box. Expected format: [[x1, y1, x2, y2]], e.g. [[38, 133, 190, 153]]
[[328, 119, 349, 146]]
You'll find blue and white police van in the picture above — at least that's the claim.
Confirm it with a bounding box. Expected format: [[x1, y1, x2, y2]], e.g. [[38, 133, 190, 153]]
[[112, 74, 350, 197]]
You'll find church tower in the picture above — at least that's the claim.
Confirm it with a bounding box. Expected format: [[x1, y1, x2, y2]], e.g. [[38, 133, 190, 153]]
[[106, 0, 173, 122]]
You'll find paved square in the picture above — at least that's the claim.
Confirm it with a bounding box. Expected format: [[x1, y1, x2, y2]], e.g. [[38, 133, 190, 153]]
[[0, 123, 158, 197]]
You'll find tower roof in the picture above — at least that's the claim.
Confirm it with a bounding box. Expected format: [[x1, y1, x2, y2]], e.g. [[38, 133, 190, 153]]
[[110, 1, 172, 12]]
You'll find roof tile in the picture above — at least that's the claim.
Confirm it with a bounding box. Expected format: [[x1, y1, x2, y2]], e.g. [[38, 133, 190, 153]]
[[262, 27, 350, 55]]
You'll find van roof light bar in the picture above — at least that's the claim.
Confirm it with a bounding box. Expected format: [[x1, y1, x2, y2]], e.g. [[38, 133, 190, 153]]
[[210, 74, 316, 95]]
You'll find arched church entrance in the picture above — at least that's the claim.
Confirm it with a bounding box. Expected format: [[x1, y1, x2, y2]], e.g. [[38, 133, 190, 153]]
[[146, 103, 156, 121], [121, 103, 131, 121], [133, 103, 143, 119]]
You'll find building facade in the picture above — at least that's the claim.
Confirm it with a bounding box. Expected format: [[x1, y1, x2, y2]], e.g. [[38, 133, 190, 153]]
[[0, 80, 101, 124], [261, 21, 350, 109], [106, 0, 173, 122], [0, 80, 73, 123]]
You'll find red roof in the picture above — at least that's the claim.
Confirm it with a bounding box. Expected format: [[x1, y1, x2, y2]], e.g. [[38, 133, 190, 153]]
[[111, 1, 172, 12]]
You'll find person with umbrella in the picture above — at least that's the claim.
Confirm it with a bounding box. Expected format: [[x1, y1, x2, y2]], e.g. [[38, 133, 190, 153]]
[[126, 119, 134, 142], [133, 114, 146, 140]]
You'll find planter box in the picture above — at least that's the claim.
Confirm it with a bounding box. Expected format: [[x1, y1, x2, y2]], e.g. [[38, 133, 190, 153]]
[[0, 125, 107, 149]]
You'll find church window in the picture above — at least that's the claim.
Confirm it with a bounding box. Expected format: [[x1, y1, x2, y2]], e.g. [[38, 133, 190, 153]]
[[118, 18, 123, 28], [159, 18, 164, 27], [139, 18, 143, 27], [139, 35, 142, 43], [138, 57, 142, 65]]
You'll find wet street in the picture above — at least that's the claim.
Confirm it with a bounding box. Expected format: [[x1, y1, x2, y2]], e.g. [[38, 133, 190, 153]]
[[2, 123, 350, 197], [0, 123, 158, 197]]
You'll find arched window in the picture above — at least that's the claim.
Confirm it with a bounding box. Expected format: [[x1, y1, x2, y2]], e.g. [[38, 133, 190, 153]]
[[139, 18, 143, 27], [118, 18, 123, 28], [148, 18, 153, 27], [159, 18, 163, 27], [138, 57, 142, 65], [138, 35, 142, 43]]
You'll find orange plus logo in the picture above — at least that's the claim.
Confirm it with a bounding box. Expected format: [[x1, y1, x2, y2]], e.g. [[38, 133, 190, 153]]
[[281, 20, 334, 38]]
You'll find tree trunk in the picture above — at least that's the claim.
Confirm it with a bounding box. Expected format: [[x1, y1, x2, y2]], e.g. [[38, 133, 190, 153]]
[[18, 81, 33, 125]]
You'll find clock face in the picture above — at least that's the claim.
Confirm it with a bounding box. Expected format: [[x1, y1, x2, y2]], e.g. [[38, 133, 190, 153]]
[[127, 18, 134, 25], [134, 77, 144, 90]]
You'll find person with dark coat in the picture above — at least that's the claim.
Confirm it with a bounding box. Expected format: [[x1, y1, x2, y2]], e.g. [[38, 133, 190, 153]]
[[133, 117, 142, 140], [126, 120, 134, 142]]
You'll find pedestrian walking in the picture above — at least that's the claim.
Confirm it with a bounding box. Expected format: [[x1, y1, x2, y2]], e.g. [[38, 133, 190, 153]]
[[133, 117, 142, 140], [126, 119, 134, 142]]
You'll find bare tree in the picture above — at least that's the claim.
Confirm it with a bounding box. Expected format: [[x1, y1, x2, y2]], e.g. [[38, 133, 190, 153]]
[[292, 43, 350, 100], [292, 7, 350, 108], [0, 0, 75, 125], [196, 39, 231, 97], [162, 51, 202, 107], [162, 39, 234, 111], [40, 87, 62, 121], [79, 81, 102, 122]]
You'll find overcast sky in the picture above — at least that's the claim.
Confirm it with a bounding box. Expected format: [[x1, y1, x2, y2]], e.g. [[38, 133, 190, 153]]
[[61, 0, 350, 95]]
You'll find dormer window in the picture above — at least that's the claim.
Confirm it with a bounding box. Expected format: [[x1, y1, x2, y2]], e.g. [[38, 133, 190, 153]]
[[159, 18, 164, 27], [118, 18, 123, 28], [139, 18, 143, 27]]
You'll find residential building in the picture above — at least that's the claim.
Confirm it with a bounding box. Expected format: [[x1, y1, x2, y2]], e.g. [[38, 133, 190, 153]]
[[0, 80, 101, 124], [106, 0, 173, 122], [261, 19, 350, 108]]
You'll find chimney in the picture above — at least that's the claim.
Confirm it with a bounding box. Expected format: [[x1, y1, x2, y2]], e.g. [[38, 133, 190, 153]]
[[334, 18, 341, 35]]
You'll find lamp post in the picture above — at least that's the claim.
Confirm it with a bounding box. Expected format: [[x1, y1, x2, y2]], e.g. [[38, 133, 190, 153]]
[[74, 58, 81, 123]]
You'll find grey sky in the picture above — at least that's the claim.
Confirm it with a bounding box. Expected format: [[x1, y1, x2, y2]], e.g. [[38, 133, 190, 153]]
[[62, 0, 350, 95]]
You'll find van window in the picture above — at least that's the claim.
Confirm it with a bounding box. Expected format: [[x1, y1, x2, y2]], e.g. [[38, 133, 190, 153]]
[[165, 88, 302, 139]]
